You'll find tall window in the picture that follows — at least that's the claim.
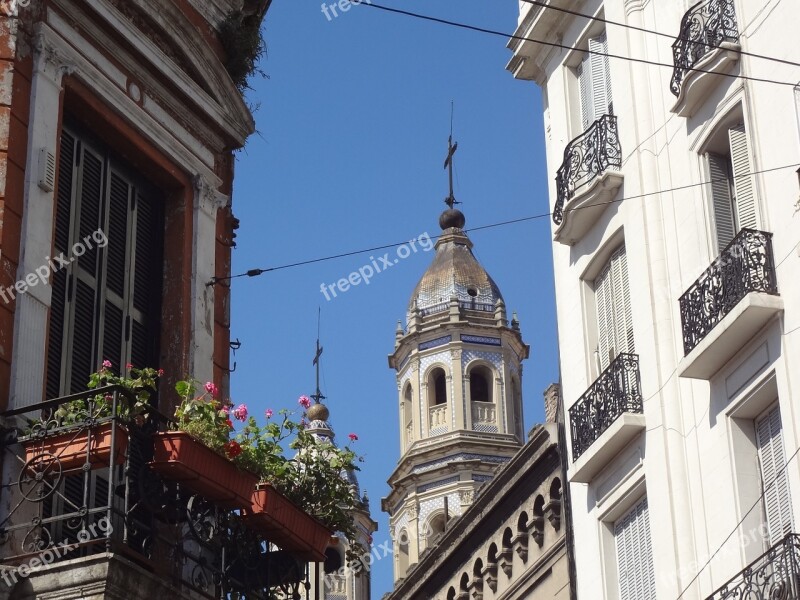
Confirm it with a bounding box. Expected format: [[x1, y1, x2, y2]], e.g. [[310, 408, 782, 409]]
[[594, 245, 634, 372], [469, 366, 492, 404], [430, 368, 447, 405], [578, 31, 613, 130], [707, 122, 757, 250], [614, 497, 656, 599], [47, 126, 163, 398], [756, 404, 794, 545]]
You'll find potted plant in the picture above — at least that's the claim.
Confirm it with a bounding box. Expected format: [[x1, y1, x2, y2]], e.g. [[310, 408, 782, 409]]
[[149, 380, 259, 509], [238, 397, 365, 561], [22, 362, 160, 471]]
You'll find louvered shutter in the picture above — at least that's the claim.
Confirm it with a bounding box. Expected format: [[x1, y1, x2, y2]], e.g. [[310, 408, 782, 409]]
[[728, 124, 757, 231], [47, 131, 76, 398], [595, 262, 614, 371], [756, 405, 794, 545], [588, 32, 612, 119], [578, 57, 592, 131], [67, 141, 105, 393], [613, 247, 634, 356], [708, 152, 736, 250], [595, 246, 633, 371], [46, 127, 163, 399], [615, 497, 656, 600]]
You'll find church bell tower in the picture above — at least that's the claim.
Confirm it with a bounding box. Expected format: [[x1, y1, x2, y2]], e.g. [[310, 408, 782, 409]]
[[382, 138, 530, 581]]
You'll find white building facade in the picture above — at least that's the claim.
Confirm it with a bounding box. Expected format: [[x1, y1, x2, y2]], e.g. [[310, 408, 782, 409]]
[[508, 0, 800, 598]]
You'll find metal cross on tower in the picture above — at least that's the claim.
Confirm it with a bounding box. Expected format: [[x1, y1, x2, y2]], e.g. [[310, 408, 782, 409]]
[[443, 102, 460, 210], [311, 310, 325, 404]]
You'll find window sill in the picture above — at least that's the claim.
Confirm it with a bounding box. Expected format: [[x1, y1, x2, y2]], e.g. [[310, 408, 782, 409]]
[[678, 292, 783, 380], [670, 42, 741, 118], [569, 412, 645, 484], [554, 170, 624, 246]]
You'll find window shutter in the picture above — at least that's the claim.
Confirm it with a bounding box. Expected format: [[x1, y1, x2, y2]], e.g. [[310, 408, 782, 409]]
[[756, 405, 794, 544], [595, 262, 613, 371], [612, 247, 634, 356], [595, 246, 633, 371], [578, 56, 592, 131], [614, 497, 656, 600], [728, 124, 757, 231], [47, 132, 76, 398], [588, 32, 612, 119], [708, 152, 736, 249], [46, 127, 163, 399]]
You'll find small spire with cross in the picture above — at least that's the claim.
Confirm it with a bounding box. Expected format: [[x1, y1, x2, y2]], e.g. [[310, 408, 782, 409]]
[[443, 101, 461, 210], [311, 309, 325, 404]]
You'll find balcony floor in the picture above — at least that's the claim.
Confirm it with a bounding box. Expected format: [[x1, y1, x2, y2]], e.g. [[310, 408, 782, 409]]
[[554, 171, 623, 245], [569, 412, 646, 484], [679, 292, 783, 380]]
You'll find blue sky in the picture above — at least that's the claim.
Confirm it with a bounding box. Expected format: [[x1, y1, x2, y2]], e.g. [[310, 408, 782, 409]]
[[229, 0, 557, 594]]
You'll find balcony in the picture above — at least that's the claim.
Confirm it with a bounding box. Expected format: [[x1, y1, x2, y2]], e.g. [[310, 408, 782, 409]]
[[568, 354, 644, 484], [679, 229, 781, 379], [429, 405, 448, 435], [553, 114, 623, 245], [471, 402, 496, 430], [706, 533, 800, 599], [0, 387, 317, 599], [670, 0, 740, 118]]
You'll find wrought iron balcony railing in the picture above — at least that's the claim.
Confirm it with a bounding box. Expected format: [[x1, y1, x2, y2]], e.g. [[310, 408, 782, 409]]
[[670, 0, 739, 97], [0, 386, 309, 599], [568, 353, 642, 461], [706, 533, 800, 600], [554, 114, 621, 226], [679, 229, 777, 356]]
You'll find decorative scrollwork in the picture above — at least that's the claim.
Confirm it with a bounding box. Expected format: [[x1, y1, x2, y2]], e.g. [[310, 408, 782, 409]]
[[187, 495, 219, 545], [670, 0, 739, 97], [553, 114, 621, 225], [18, 453, 62, 501], [568, 353, 642, 461], [679, 229, 777, 356], [707, 534, 800, 599]]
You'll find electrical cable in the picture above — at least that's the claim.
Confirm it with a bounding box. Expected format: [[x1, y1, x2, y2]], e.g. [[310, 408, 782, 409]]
[[518, 0, 800, 70], [209, 161, 800, 285], [359, 3, 800, 90]]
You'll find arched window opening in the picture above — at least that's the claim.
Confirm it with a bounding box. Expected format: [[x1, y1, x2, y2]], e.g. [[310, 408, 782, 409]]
[[470, 366, 492, 404], [430, 368, 447, 405], [403, 384, 413, 427], [460, 572, 470, 592], [324, 547, 343, 574], [447, 587, 456, 600], [398, 529, 410, 575]]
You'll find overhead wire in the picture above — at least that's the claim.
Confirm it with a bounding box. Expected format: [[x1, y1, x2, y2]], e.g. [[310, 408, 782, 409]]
[[209, 161, 800, 285], [518, 0, 800, 70], [358, 2, 800, 90]]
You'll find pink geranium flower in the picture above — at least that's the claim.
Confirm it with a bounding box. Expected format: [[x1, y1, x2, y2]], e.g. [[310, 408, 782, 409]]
[[348, 433, 358, 442], [204, 382, 219, 397], [233, 404, 248, 422], [265, 409, 274, 419], [298, 395, 312, 409], [102, 359, 112, 369]]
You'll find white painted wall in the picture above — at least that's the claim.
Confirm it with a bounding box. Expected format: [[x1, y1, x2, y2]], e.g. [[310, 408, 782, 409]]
[[510, 0, 800, 597]]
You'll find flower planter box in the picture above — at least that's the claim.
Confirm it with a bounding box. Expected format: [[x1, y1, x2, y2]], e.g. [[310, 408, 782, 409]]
[[242, 483, 332, 561], [23, 422, 128, 472], [149, 431, 258, 509]]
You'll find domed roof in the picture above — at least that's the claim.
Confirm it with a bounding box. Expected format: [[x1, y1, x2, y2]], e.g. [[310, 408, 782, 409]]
[[408, 209, 504, 318]]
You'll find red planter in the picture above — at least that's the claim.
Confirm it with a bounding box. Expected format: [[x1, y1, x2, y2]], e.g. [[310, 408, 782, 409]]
[[149, 431, 258, 509], [243, 483, 332, 561], [23, 423, 128, 471]]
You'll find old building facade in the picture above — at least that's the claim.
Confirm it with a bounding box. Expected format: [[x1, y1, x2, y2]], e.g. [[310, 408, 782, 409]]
[[508, 0, 800, 598], [0, 1, 340, 599], [382, 203, 571, 599]]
